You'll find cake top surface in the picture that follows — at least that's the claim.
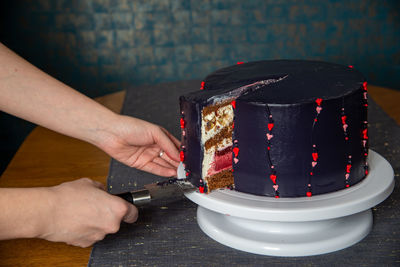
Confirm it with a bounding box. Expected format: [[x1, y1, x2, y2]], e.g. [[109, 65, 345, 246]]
[[182, 60, 365, 105]]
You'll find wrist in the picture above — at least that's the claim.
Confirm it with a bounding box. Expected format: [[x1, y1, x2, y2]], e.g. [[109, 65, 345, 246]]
[[28, 187, 57, 239], [0, 187, 56, 240], [85, 110, 121, 150]]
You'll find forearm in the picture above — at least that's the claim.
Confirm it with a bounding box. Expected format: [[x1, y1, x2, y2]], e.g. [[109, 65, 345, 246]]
[[0, 187, 54, 240], [0, 43, 180, 176], [0, 43, 116, 146]]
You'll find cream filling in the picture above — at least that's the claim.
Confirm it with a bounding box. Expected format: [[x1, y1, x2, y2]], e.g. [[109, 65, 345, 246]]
[[201, 104, 233, 144]]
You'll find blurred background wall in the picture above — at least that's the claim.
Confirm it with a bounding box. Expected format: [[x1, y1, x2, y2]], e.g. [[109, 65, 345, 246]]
[[0, 0, 399, 173]]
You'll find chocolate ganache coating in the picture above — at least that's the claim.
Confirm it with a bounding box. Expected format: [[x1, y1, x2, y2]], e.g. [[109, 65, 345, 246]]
[[179, 60, 368, 197]]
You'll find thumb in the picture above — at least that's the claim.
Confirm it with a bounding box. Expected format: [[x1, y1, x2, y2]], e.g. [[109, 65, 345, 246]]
[[122, 203, 139, 223]]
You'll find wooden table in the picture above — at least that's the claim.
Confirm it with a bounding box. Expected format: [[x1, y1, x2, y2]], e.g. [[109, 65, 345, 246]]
[[0, 85, 399, 267]]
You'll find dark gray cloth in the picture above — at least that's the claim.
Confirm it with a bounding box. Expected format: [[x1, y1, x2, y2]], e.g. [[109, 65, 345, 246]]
[[89, 80, 400, 267]]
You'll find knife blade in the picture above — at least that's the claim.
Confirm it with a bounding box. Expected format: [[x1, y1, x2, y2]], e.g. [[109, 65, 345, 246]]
[[115, 178, 196, 206]]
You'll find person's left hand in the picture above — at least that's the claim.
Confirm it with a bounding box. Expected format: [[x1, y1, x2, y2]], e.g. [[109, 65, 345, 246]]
[[96, 114, 181, 177]]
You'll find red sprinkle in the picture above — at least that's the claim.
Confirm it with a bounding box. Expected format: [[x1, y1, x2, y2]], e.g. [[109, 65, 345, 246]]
[[365, 169, 369, 175], [275, 195, 280, 199], [180, 151, 185, 161], [315, 98, 323, 106], [237, 61, 244, 64], [341, 115, 347, 125], [233, 147, 239, 157], [310, 172, 314, 176], [199, 186, 205, 193], [363, 81, 368, 91], [346, 184, 350, 188], [200, 81, 205, 90], [180, 118, 185, 129], [362, 129, 368, 139], [314, 118, 318, 122], [231, 100, 236, 109], [232, 122, 234, 129], [312, 152, 318, 162], [306, 191, 312, 197], [267, 123, 274, 131], [348, 65, 354, 68], [270, 174, 277, 184], [346, 164, 352, 173], [267, 146, 270, 150]]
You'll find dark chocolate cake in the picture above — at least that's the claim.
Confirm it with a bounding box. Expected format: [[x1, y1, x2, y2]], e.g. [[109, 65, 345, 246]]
[[179, 60, 369, 197]]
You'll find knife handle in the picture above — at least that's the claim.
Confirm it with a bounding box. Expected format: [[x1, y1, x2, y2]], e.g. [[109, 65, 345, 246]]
[[116, 189, 151, 206]]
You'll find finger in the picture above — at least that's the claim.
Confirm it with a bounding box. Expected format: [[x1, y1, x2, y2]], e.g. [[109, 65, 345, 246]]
[[122, 204, 139, 223], [128, 145, 158, 167], [161, 127, 181, 148], [158, 152, 180, 168], [153, 127, 180, 162], [141, 161, 177, 177], [153, 156, 177, 169]]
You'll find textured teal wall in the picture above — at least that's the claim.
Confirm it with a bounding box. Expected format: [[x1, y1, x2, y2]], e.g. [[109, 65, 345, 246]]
[[0, 0, 399, 173], [1, 0, 399, 98]]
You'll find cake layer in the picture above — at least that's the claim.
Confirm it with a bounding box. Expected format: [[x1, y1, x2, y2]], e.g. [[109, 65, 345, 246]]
[[203, 137, 232, 177], [205, 168, 234, 192], [201, 102, 233, 147]]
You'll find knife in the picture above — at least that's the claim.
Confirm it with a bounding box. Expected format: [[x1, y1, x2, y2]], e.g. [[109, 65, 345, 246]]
[[115, 178, 196, 206]]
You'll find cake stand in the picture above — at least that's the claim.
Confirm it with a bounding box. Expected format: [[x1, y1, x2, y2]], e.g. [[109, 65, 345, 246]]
[[178, 150, 395, 257]]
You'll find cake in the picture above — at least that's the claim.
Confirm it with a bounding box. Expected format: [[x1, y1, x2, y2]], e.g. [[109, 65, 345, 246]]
[[179, 60, 369, 197]]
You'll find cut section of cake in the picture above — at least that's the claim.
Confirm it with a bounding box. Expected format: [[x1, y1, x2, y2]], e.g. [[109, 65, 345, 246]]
[[201, 101, 234, 191], [180, 79, 276, 193]]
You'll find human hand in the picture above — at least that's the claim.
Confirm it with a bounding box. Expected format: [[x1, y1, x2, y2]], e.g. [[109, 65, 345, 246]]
[[0, 43, 181, 176], [97, 114, 181, 177], [39, 178, 138, 248]]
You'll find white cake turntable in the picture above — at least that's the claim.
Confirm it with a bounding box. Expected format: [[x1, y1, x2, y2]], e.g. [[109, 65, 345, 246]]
[[178, 150, 394, 257]]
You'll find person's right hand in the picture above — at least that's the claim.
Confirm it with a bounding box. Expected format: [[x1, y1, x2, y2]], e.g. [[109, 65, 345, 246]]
[[38, 178, 137, 247]]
